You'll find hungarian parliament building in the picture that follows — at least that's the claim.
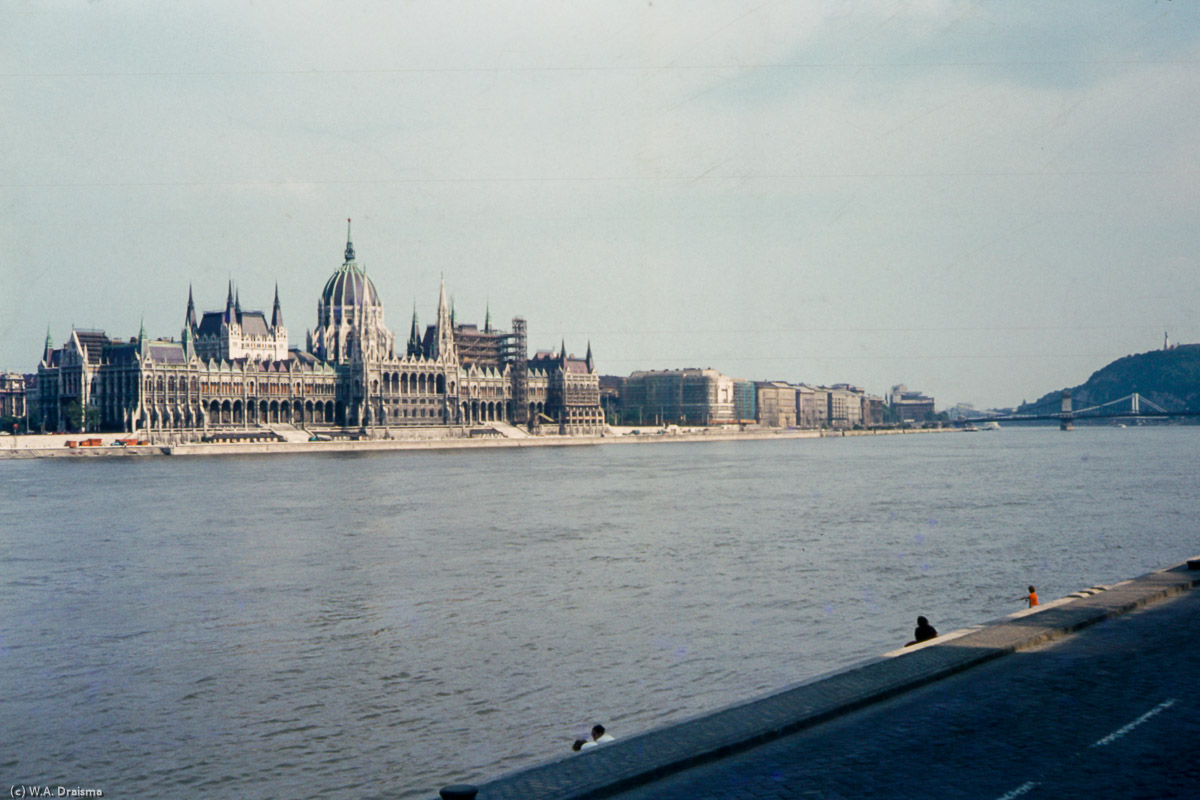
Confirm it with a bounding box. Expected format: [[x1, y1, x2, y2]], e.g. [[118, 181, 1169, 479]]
[[34, 225, 604, 439]]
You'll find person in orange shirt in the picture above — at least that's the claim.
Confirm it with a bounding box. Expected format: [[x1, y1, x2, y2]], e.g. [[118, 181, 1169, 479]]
[[1021, 585, 1039, 608]]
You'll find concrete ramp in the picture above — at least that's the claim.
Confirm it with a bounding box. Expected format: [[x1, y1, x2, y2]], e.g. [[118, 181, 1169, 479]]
[[486, 421, 532, 439], [268, 424, 314, 443]]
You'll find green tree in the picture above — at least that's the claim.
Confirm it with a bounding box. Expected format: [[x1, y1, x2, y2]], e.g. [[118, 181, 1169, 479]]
[[64, 401, 100, 432], [65, 400, 84, 432]]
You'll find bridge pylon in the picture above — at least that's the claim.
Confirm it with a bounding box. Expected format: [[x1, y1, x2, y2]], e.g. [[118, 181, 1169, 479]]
[[1060, 389, 1073, 431]]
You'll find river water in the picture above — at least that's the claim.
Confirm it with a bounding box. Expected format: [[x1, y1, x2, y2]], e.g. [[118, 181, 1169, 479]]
[[2, 427, 1198, 798]]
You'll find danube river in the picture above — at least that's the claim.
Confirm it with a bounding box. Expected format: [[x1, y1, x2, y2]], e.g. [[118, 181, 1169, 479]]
[[2, 427, 1198, 799]]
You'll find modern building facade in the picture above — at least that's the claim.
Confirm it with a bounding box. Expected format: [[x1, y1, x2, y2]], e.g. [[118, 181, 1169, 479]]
[[796, 384, 825, 428], [889, 384, 936, 423], [621, 368, 737, 426], [756, 381, 797, 428], [826, 384, 863, 428], [34, 226, 603, 438], [732, 379, 757, 424]]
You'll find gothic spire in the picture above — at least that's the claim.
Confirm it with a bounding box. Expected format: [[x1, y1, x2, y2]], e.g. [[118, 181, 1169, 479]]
[[225, 279, 234, 321], [586, 340, 594, 372], [186, 284, 198, 330], [484, 302, 492, 333], [43, 327, 53, 362], [407, 302, 422, 357], [344, 218, 355, 264], [271, 283, 284, 328]]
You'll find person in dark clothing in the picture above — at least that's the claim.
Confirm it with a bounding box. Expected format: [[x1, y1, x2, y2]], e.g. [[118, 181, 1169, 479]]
[[906, 616, 938, 647]]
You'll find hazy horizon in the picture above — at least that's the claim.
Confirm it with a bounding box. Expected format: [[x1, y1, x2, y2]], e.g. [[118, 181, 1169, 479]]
[[3, 1, 1198, 409]]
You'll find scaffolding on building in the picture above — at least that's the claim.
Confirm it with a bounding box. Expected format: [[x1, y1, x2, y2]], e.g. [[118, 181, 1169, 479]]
[[508, 316, 529, 425]]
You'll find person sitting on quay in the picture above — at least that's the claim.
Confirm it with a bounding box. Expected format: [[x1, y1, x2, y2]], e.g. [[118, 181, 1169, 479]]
[[1021, 585, 1039, 608], [573, 724, 616, 751], [591, 724, 615, 745], [905, 615, 938, 647]]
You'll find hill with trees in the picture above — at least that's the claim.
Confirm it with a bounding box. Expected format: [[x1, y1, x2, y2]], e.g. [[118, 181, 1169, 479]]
[[1019, 343, 1200, 414]]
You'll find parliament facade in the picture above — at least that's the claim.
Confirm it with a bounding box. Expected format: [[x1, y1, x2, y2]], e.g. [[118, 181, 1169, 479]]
[[34, 226, 603, 439]]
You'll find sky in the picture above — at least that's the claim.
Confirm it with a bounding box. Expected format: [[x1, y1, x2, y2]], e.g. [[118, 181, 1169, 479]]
[[2, 1, 1198, 409]]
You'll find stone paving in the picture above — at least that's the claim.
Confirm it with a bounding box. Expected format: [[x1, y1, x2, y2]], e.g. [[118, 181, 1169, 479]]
[[428, 559, 1200, 800]]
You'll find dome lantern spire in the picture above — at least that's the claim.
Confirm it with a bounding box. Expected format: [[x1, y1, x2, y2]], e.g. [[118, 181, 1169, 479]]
[[344, 218, 355, 264]]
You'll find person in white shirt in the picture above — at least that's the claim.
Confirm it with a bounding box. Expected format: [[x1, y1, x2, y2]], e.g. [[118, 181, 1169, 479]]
[[572, 724, 616, 751], [591, 724, 615, 745]]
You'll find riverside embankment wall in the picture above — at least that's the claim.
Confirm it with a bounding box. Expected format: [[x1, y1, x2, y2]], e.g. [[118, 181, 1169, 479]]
[[431, 557, 1200, 800], [0, 426, 955, 459]]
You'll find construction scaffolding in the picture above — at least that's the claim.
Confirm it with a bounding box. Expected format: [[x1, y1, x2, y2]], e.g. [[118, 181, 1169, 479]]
[[453, 326, 510, 368], [508, 316, 529, 425]]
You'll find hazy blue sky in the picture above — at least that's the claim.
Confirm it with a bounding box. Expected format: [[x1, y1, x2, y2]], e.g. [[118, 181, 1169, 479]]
[[3, 1, 1198, 408]]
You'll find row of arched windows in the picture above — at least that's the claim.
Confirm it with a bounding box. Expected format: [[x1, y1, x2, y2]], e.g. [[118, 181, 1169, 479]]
[[375, 372, 452, 396], [139, 373, 335, 397]]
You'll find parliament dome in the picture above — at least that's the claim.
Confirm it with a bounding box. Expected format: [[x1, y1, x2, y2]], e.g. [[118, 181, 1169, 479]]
[[319, 221, 382, 318], [321, 263, 380, 309]]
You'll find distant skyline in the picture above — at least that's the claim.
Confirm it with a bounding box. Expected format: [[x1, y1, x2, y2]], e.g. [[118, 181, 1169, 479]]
[[3, 1, 1198, 409]]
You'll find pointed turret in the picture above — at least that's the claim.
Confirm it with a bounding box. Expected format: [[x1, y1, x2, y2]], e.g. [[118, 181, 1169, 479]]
[[225, 279, 234, 320], [182, 322, 195, 360], [450, 295, 456, 329], [407, 303, 422, 357], [272, 283, 284, 329], [234, 288, 242, 320], [586, 340, 594, 372], [344, 218, 355, 264], [185, 284, 198, 331], [137, 317, 148, 355], [432, 279, 455, 360], [484, 303, 492, 333], [43, 327, 54, 363]]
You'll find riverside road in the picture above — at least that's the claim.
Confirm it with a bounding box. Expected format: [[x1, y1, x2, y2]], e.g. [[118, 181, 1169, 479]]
[[611, 588, 1200, 800]]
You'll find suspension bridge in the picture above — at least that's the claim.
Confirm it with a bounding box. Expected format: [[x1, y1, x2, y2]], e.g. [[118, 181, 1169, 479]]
[[957, 391, 1198, 430]]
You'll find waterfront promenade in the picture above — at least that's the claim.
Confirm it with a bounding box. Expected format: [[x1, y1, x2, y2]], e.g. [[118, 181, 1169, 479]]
[[0, 425, 958, 458], [433, 558, 1200, 800]]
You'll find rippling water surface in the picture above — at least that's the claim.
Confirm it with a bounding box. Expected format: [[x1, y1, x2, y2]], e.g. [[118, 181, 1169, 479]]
[[3, 428, 1199, 798]]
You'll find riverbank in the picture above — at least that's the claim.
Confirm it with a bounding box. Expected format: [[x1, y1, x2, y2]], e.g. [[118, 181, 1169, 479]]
[[0, 424, 954, 459], [440, 556, 1200, 800]]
